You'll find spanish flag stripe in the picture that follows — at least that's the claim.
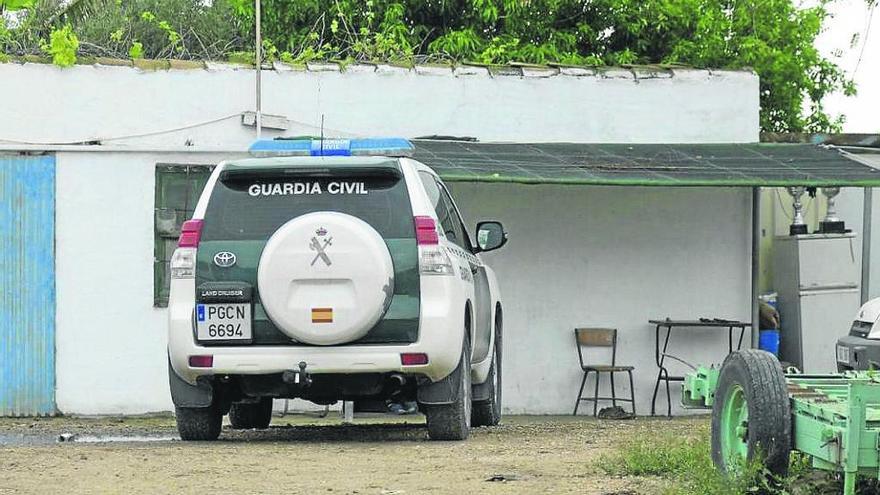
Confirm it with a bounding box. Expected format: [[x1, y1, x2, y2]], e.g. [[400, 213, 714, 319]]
[[311, 308, 333, 323]]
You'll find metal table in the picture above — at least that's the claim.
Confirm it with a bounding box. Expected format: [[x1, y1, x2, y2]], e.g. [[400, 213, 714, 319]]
[[649, 318, 751, 416]]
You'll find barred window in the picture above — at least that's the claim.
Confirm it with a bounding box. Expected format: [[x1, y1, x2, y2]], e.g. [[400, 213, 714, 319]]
[[153, 164, 213, 307]]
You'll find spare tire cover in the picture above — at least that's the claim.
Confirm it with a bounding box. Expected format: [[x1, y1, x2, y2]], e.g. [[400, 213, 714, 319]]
[[257, 212, 394, 345]]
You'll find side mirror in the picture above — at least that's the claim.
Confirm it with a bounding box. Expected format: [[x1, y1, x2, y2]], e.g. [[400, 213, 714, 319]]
[[475, 221, 508, 253]]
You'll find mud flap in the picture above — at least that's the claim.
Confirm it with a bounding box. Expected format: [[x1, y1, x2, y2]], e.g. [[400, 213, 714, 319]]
[[471, 377, 492, 401], [168, 361, 213, 408], [417, 365, 462, 406]]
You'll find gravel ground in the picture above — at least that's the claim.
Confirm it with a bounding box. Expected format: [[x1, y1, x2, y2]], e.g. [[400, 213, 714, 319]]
[[0, 414, 704, 495]]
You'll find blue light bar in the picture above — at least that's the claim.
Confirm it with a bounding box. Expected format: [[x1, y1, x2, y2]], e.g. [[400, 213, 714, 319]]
[[249, 138, 414, 158]]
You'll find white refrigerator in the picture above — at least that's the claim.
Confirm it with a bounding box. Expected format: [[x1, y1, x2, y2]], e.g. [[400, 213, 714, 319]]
[[773, 233, 861, 373]]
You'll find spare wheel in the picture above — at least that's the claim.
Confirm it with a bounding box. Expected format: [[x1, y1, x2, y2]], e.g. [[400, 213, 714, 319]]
[[258, 211, 394, 345]]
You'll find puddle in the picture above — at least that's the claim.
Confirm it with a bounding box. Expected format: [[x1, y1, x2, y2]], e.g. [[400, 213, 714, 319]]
[[65, 434, 179, 443], [0, 433, 178, 446], [0, 433, 58, 446]]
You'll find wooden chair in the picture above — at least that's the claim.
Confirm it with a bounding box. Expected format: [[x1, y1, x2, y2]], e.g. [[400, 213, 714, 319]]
[[573, 328, 636, 416]]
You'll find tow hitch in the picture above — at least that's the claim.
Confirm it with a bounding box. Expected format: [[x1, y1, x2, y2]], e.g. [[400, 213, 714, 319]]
[[282, 361, 312, 387]]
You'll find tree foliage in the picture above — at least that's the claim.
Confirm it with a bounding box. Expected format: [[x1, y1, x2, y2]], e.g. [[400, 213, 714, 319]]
[[1, 0, 246, 60], [40, 23, 77, 66], [0, 0, 860, 132]]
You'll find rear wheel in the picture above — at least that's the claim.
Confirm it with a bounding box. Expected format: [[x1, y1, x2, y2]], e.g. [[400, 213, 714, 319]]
[[710, 350, 791, 476], [425, 334, 472, 441], [229, 398, 273, 429], [176, 404, 222, 441], [472, 318, 502, 427]]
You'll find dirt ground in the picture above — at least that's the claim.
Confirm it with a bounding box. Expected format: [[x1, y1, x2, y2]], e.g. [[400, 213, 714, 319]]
[[0, 414, 704, 495]]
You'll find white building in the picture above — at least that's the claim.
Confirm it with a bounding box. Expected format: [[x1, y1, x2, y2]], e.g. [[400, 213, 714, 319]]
[[0, 60, 871, 416]]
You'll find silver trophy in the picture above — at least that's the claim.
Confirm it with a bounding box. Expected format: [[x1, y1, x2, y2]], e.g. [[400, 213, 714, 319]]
[[787, 186, 808, 235], [819, 186, 846, 233]]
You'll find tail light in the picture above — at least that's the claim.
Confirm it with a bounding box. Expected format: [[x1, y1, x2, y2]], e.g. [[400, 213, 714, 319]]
[[414, 216, 453, 276], [189, 355, 213, 368], [178, 219, 204, 248], [170, 248, 196, 279], [171, 219, 203, 279], [400, 353, 429, 366], [414, 216, 439, 245]]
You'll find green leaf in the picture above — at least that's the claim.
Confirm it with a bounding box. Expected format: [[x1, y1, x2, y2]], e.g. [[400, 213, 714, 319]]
[[1, 0, 36, 11], [129, 41, 143, 59], [42, 25, 79, 68]]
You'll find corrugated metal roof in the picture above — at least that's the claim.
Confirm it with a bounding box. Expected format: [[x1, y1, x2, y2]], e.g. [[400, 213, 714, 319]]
[[412, 141, 880, 187]]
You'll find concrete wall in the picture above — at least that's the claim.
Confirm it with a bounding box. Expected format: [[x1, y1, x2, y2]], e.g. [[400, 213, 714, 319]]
[[54, 151, 243, 414], [53, 150, 752, 415], [0, 62, 759, 147], [855, 156, 880, 301], [0, 62, 762, 414], [451, 184, 751, 413]]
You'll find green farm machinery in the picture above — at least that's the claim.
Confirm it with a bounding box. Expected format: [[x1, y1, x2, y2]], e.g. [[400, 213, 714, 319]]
[[683, 349, 880, 494]]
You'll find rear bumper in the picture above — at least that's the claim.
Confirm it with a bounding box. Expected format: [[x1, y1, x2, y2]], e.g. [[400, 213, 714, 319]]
[[836, 334, 880, 371], [168, 277, 465, 385]]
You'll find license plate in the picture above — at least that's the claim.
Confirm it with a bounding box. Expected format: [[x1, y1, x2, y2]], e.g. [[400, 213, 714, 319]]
[[196, 303, 252, 341], [837, 344, 851, 364]]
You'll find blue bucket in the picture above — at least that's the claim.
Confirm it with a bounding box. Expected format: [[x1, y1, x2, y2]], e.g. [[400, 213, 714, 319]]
[[759, 329, 780, 356]]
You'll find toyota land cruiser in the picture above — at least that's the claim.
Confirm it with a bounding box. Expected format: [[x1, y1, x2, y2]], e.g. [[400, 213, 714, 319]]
[[167, 138, 507, 441]]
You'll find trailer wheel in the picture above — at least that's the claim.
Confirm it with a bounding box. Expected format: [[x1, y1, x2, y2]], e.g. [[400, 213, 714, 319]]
[[711, 350, 791, 476]]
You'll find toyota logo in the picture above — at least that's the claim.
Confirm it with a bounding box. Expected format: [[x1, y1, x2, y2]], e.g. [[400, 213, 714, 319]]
[[213, 251, 237, 268]]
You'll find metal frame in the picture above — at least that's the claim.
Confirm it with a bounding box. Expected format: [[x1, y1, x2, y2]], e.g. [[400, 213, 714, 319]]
[[572, 328, 636, 417], [862, 187, 873, 305], [650, 320, 748, 416], [683, 367, 880, 495], [751, 187, 761, 348]]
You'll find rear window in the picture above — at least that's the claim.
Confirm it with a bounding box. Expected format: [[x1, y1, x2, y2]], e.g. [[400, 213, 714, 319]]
[[201, 171, 415, 241]]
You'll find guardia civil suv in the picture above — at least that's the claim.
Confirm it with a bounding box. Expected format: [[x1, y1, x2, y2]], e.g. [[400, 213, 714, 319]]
[[167, 138, 507, 441]]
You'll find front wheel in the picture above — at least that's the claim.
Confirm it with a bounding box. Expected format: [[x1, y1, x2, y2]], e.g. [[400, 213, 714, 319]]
[[425, 334, 472, 441], [710, 350, 791, 476], [176, 404, 222, 441]]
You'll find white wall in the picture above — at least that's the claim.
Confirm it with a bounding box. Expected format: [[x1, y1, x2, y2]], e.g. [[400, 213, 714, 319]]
[[54, 151, 243, 414], [860, 157, 880, 301], [54, 151, 752, 415], [451, 184, 751, 413], [0, 62, 761, 414], [0, 62, 759, 147]]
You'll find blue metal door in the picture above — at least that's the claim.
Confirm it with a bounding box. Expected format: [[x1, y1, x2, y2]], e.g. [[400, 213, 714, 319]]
[[0, 154, 55, 416]]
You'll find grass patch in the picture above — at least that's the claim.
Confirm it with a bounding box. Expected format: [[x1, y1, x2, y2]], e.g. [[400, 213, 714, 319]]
[[599, 428, 815, 495]]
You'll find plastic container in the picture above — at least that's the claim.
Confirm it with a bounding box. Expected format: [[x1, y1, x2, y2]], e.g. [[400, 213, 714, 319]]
[[759, 329, 780, 356]]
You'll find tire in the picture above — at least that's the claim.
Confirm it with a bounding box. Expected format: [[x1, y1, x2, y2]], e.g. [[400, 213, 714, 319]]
[[229, 398, 273, 429], [425, 333, 472, 441], [472, 319, 502, 427], [710, 350, 791, 476], [176, 404, 222, 441]]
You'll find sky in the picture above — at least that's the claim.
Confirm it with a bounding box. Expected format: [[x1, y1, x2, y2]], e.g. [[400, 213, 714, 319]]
[[814, 0, 879, 133]]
